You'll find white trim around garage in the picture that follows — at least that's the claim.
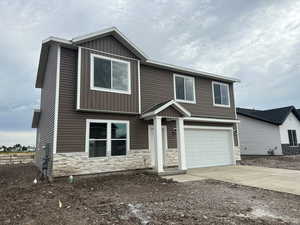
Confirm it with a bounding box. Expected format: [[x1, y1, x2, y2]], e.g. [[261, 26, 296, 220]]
[[184, 117, 239, 124]]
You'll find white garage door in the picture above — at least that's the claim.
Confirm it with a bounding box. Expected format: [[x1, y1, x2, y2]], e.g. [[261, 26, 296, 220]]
[[185, 128, 233, 169]]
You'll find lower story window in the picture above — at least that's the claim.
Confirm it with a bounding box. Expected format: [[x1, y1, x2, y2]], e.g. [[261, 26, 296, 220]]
[[87, 120, 129, 157]]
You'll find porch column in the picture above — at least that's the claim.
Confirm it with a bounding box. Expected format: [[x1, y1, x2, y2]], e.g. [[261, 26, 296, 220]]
[[153, 116, 164, 173], [176, 118, 187, 170]]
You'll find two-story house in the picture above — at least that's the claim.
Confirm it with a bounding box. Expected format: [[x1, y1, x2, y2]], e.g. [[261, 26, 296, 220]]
[[32, 27, 240, 177]]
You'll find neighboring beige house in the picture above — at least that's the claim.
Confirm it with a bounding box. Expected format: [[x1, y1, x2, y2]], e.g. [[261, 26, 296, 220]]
[[32, 27, 240, 178]]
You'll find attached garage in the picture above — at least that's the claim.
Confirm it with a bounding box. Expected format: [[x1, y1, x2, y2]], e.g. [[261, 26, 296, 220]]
[[184, 126, 234, 169]]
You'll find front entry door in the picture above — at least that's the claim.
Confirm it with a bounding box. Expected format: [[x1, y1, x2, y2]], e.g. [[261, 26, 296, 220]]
[[149, 126, 168, 167]]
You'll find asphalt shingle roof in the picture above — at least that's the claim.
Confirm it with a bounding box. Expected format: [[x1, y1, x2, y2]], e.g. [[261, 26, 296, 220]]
[[237, 106, 300, 125]]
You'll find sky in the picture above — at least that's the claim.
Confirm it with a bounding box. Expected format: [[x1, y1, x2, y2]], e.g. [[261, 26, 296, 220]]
[[0, 0, 300, 146]]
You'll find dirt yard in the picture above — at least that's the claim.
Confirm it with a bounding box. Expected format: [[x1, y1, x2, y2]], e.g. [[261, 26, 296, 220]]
[[241, 155, 300, 171], [1, 164, 300, 225]]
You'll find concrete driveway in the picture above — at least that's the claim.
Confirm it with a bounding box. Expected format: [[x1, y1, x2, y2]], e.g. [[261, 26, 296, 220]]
[[165, 165, 300, 195]]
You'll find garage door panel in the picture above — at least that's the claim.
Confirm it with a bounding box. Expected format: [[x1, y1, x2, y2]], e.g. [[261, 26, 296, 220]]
[[185, 128, 233, 169]]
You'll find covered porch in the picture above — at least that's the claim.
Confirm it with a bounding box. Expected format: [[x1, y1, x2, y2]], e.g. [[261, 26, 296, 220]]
[[141, 100, 191, 174]]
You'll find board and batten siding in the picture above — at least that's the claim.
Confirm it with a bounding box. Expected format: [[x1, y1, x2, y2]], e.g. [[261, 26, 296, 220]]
[[238, 114, 282, 155], [140, 65, 236, 119], [78, 36, 139, 113], [35, 44, 58, 169], [57, 47, 178, 153]]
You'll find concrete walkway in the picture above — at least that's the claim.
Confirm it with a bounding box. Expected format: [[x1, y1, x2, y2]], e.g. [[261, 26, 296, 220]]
[[165, 165, 300, 195]]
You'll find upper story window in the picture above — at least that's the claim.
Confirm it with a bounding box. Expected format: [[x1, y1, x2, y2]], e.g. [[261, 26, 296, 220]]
[[288, 130, 298, 147], [90, 54, 131, 94], [212, 81, 230, 107], [174, 74, 196, 104]]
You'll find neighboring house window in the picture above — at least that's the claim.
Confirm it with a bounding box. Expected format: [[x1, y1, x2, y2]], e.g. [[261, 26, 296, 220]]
[[90, 54, 131, 94], [212, 82, 230, 107], [87, 120, 129, 157], [174, 74, 196, 103], [288, 130, 298, 146]]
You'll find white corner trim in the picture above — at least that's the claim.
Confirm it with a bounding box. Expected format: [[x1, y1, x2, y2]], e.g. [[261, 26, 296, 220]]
[[173, 73, 196, 104], [212, 81, 231, 108], [53, 45, 61, 154], [90, 53, 131, 95], [184, 117, 240, 123], [184, 125, 234, 131], [76, 47, 81, 110], [85, 119, 130, 158], [138, 60, 141, 114]]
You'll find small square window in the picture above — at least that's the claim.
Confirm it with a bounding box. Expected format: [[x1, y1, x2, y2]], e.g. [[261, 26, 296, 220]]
[[174, 74, 195, 103], [213, 82, 230, 107]]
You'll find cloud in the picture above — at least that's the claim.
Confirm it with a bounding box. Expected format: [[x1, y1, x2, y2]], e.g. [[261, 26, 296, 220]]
[[0, 131, 35, 146], [0, 0, 299, 146]]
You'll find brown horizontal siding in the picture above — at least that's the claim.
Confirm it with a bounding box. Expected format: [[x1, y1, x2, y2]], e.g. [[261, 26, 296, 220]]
[[36, 44, 58, 169], [158, 106, 182, 117], [140, 64, 236, 119], [57, 47, 171, 152], [79, 47, 139, 113]]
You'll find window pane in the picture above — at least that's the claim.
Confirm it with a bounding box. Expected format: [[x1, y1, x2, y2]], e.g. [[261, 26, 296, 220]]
[[112, 61, 129, 91], [220, 85, 229, 105], [89, 140, 106, 157], [292, 130, 297, 146], [288, 130, 293, 146], [94, 57, 111, 88], [111, 140, 126, 156], [90, 123, 107, 139], [175, 76, 185, 100], [111, 123, 127, 139], [214, 84, 221, 104], [185, 78, 194, 101]]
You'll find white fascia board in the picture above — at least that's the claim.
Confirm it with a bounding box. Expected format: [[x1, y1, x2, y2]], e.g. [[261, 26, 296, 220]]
[[184, 117, 240, 123], [146, 59, 240, 83], [72, 27, 148, 60], [42, 36, 72, 45], [141, 100, 191, 118]]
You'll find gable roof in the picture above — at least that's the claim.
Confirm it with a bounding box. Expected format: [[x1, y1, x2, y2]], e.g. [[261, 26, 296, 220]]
[[237, 106, 300, 125], [141, 100, 191, 118], [37, 27, 239, 88]]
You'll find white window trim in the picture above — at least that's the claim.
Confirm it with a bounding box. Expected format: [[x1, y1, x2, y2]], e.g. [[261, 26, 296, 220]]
[[212, 81, 231, 108], [173, 73, 196, 104], [288, 130, 298, 147], [85, 119, 130, 158], [90, 54, 131, 95]]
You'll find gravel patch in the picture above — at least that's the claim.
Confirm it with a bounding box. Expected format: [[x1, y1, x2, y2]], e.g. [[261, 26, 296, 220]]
[[241, 155, 300, 170]]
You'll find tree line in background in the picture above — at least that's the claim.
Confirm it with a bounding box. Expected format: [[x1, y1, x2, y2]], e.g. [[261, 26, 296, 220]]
[[0, 144, 35, 152]]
